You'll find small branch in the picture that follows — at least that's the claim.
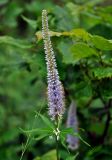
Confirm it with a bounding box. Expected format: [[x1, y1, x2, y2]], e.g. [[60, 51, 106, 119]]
[[100, 99, 112, 144]]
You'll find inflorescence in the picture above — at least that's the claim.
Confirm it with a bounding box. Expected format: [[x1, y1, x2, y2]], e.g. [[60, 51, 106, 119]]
[[67, 101, 79, 150], [42, 10, 65, 120]]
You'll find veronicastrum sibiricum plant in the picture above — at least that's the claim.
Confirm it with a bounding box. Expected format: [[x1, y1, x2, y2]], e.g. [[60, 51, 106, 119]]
[[20, 9, 89, 160], [42, 10, 65, 122], [42, 9, 65, 160], [42, 9, 66, 160]]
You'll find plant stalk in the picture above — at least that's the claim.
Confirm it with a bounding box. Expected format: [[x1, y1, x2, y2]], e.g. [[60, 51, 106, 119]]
[[55, 116, 60, 160], [56, 135, 60, 160]]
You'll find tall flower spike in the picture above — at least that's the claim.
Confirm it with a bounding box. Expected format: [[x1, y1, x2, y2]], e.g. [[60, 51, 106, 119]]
[[67, 101, 79, 150], [42, 10, 65, 120]]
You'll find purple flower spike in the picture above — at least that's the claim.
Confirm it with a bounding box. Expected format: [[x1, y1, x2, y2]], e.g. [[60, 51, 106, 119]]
[[67, 101, 79, 150], [42, 10, 65, 120]]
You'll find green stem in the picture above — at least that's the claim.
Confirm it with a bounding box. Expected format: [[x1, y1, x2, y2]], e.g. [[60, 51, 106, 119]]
[[55, 117, 60, 160], [56, 135, 60, 160]]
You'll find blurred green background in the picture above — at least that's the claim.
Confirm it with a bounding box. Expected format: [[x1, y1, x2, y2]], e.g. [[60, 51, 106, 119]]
[[0, 0, 112, 160]]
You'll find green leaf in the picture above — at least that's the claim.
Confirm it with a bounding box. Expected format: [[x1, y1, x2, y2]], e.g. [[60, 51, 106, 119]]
[[33, 134, 48, 141], [60, 134, 70, 154], [61, 128, 74, 136], [20, 128, 53, 135], [72, 133, 91, 147], [71, 42, 98, 62], [92, 67, 112, 79], [35, 31, 62, 42], [0, 36, 32, 49], [70, 29, 90, 41], [20, 114, 54, 138], [42, 150, 57, 160], [57, 41, 74, 64], [66, 152, 79, 160], [22, 16, 37, 29], [38, 114, 54, 129], [34, 150, 57, 160], [91, 35, 112, 50], [35, 29, 90, 42]]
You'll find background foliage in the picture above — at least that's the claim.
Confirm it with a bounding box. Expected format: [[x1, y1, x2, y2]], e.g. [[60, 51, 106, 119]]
[[0, 0, 112, 160]]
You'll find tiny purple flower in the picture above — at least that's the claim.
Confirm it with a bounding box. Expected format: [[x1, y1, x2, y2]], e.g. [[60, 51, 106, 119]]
[[42, 10, 65, 120], [67, 101, 79, 150]]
